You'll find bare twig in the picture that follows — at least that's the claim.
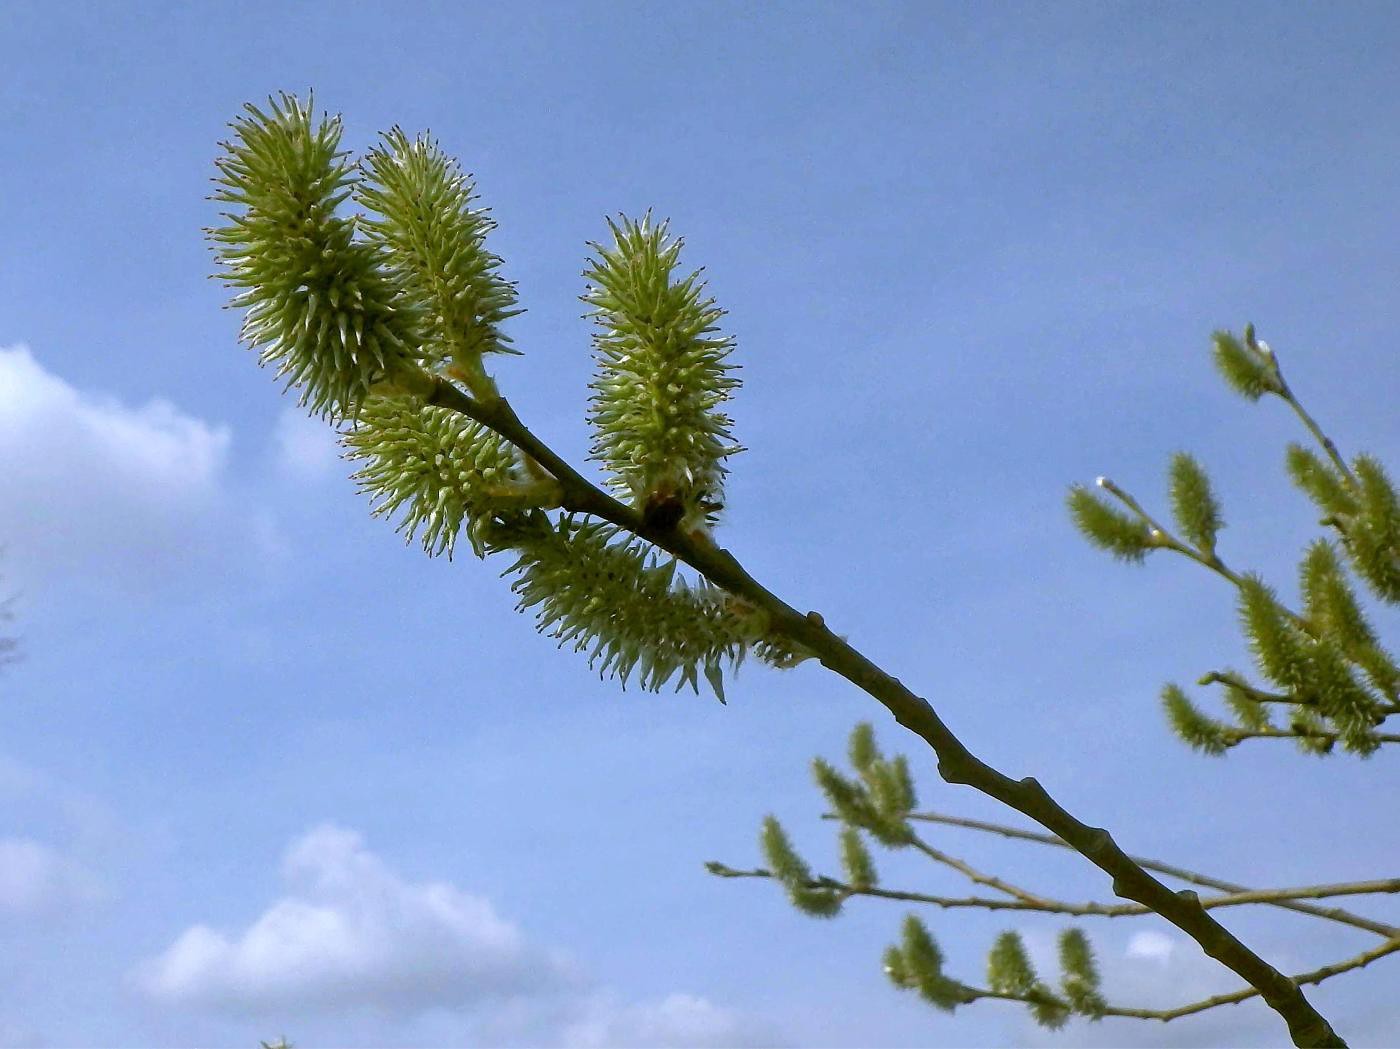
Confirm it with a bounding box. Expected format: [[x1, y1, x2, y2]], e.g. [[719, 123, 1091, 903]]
[[901, 810, 1397, 938]]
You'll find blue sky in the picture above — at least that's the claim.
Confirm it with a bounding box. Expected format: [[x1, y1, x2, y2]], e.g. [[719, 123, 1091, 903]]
[[2, 2, 1399, 1045]]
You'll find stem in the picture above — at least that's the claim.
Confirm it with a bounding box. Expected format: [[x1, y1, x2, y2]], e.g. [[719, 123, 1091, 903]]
[[423, 377, 1346, 1047], [907, 837, 1054, 907], [1225, 726, 1400, 748], [960, 934, 1400, 1024], [1100, 934, 1400, 1022], [713, 864, 1400, 920], [1267, 356, 1356, 488], [904, 811, 1397, 938]]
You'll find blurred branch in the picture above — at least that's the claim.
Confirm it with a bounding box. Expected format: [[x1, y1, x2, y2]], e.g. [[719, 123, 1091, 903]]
[[903, 810, 1398, 938]]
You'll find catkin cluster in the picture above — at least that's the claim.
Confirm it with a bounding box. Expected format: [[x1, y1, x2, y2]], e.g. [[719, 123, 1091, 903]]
[[1067, 327, 1400, 756], [210, 94, 802, 701]]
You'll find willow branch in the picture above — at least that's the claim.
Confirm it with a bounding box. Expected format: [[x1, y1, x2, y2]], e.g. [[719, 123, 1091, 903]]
[[423, 376, 1345, 1047], [1263, 347, 1358, 489], [952, 934, 1400, 1024], [903, 810, 1398, 938], [1099, 934, 1400, 1023], [1097, 477, 1249, 590], [907, 836, 1054, 907], [1199, 672, 1400, 721], [709, 860, 1400, 924], [1223, 727, 1400, 748]]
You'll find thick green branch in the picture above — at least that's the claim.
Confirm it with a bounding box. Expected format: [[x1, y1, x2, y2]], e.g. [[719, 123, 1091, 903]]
[[423, 375, 1346, 1048]]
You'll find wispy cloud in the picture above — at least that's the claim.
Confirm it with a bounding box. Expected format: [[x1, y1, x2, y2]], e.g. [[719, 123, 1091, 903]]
[[132, 823, 574, 1015], [560, 991, 780, 1048], [131, 825, 783, 1047], [0, 345, 272, 592], [0, 836, 104, 917]]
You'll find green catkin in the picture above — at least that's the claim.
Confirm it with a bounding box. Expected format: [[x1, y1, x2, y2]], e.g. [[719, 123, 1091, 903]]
[[1066, 485, 1154, 563], [1167, 452, 1223, 554], [582, 212, 743, 535], [358, 128, 523, 389], [343, 397, 529, 559], [210, 94, 426, 420]]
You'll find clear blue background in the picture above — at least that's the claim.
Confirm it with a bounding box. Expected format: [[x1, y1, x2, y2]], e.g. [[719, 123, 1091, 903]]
[[1, 2, 1398, 1045]]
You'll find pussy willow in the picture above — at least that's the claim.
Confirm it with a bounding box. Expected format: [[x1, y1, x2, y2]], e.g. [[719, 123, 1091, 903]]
[[210, 93, 801, 700]]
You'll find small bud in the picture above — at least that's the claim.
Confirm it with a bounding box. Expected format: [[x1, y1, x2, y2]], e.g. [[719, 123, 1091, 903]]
[[1094, 476, 1108, 488]]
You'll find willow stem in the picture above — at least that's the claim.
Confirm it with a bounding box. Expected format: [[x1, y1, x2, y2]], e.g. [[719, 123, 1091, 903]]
[[423, 375, 1345, 1047]]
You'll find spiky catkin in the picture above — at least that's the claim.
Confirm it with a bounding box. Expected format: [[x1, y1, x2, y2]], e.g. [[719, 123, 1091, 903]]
[[357, 128, 523, 385], [1287, 443, 1358, 521], [583, 212, 742, 534], [499, 514, 800, 701], [987, 931, 1039, 995], [839, 827, 878, 889], [988, 931, 1069, 1029], [847, 722, 880, 773], [886, 915, 968, 1011], [1066, 485, 1153, 563], [1212, 328, 1280, 401], [1057, 928, 1106, 1019], [1168, 451, 1223, 553], [1297, 542, 1398, 697], [1300, 541, 1374, 649], [760, 815, 842, 918], [210, 94, 424, 420], [1162, 684, 1231, 755], [1348, 454, 1400, 602], [815, 757, 912, 846], [868, 759, 917, 822], [343, 397, 528, 559], [1237, 575, 1310, 691], [1237, 570, 1381, 754], [1304, 639, 1381, 756], [889, 754, 918, 813], [812, 758, 876, 827]]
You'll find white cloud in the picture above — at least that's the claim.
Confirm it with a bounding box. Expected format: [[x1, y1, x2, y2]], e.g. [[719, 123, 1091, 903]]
[[0, 345, 256, 590], [271, 405, 344, 480], [132, 825, 782, 1047], [133, 824, 573, 1015], [1125, 929, 1176, 963], [0, 836, 104, 916], [561, 991, 779, 1048]]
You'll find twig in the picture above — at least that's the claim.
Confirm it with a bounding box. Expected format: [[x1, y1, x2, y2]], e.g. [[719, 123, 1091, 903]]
[[953, 934, 1400, 1024], [1259, 340, 1358, 489], [900, 810, 1397, 938], [423, 377, 1344, 1046], [907, 837, 1055, 907], [709, 863, 1400, 922]]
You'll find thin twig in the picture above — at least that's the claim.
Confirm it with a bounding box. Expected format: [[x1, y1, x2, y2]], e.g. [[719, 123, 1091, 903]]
[[1200, 671, 1400, 721], [899, 810, 1397, 938], [907, 837, 1055, 907], [1099, 934, 1400, 1022], [955, 934, 1400, 1023], [1263, 344, 1358, 488], [710, 864, 1400, 922], [1224, 727, 1400, 748]]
